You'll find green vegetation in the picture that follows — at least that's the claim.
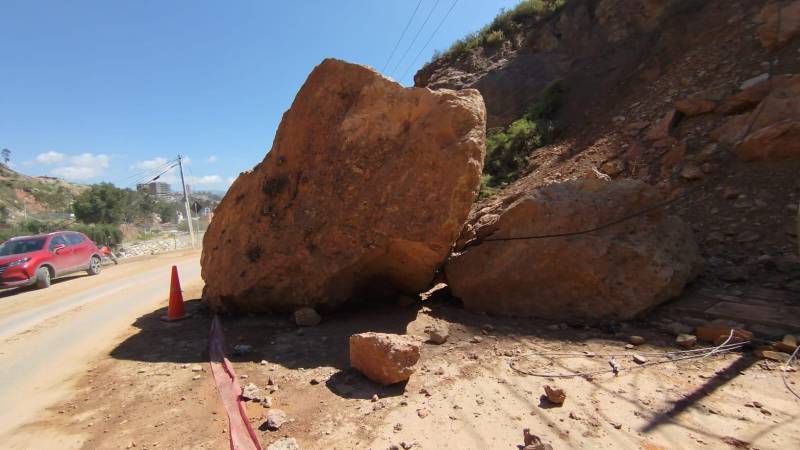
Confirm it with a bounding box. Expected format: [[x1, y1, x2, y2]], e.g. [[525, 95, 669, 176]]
[[432, 0, 567, 61], [479, 79, 567, 199], [73, 183, 127, 224]]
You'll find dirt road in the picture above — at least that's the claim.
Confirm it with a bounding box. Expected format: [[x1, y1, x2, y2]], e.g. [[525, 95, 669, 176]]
[[0, 250, 201, 447]]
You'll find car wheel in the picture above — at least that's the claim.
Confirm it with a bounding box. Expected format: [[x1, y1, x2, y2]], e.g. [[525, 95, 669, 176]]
[[35, 267, 51, 289], [87, 256, 102, 276]]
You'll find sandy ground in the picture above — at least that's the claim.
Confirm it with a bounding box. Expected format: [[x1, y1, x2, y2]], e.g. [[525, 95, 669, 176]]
[[0, 250, 202, 449], [15, 290, 800, 450]]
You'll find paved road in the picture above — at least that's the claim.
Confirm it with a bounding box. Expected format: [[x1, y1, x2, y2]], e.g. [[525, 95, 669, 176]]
[[0, 251, 201, 443]]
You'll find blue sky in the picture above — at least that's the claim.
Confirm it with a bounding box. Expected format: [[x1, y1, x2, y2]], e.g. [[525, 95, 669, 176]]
[[1, 0, 519, 191]]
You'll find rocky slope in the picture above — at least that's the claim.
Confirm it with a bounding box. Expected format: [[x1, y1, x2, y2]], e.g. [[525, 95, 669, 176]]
[[0, 164, 86, 224], [418, 0, 800, 293]]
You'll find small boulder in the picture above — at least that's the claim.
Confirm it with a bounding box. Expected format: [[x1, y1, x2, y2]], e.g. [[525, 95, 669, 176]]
[[645, 109, 680, 141], [241, 383, 263, 402], [600, 159, 626, 177], [543, 385, 566, 405], [264, 409, 287, 431], [629, 335, 646, 345], [293, 307, 322, 327], [349, 332, 421, 385], [736, 120, 800, 161], [680, 163, 704, 180], [632, 354, 648, 364], [676, 334, 697, 349], [424, 324, 450, 345], [675, 96, 716, 116]]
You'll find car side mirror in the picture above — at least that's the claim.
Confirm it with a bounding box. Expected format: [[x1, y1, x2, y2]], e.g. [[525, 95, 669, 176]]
[[53, 244, 66, 253]]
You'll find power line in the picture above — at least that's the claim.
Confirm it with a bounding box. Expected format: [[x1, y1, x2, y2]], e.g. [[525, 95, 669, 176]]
[[133, 163, 178, 187], [465, 184, 704, 246], [390, 0, 441, 77], [401, 0, 459, 81], [382, 0, 424, 73], [114, 158, 178, 187]]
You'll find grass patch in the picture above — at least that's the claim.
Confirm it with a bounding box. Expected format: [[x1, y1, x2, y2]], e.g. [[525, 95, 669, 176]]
[[431, 0, 567, 62], [478, 79, 567, 199]]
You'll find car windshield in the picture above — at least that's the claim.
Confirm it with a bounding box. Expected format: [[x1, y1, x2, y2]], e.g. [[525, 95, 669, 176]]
[[0, 237, 47, 256]]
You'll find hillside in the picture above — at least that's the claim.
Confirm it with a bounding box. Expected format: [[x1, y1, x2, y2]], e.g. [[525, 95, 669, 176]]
[[0, 164, 87, 224], [416, 0, 800, 292]]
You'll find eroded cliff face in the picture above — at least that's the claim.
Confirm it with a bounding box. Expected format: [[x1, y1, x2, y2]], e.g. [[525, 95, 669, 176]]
[[423, 0, 800, 296], [202, 59, 486, 313], [415, 0, 676, 128]]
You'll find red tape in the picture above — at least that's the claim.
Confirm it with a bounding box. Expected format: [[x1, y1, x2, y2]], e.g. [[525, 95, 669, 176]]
[[209, 315, 263, 450]]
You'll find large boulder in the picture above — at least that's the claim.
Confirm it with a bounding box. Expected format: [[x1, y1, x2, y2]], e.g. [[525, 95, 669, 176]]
[[349, 332, 421, 385], [445, 179, 704, 321], [202, 59, 486, 312]]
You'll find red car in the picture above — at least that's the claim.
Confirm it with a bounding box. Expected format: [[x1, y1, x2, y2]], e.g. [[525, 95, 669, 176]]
[[0, 231, 103, 289]]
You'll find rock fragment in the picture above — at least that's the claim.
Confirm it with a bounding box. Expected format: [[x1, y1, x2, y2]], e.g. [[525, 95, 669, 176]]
[[349, 332, 421, 385], [424, 324, 450, 345], [264, 409, 287, 431], [543, 385, 566, 405], [676, 334, 697, 349], [293, 307, 321, 327]]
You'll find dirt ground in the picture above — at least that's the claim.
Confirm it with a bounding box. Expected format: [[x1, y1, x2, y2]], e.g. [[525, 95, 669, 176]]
[[18, 285, 800, 450]]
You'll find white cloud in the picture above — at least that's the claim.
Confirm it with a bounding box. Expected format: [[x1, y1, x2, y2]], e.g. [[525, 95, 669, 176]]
[[132, 157, 169, 170], [36, 151, 65, 164], [207, 155, 217, 163], [186, 174, 222, 185], [50, 153, 110, 180]]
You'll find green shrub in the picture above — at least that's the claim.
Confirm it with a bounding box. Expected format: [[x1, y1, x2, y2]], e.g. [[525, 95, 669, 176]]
[[433, 0, 568, 62], [526, 79, 567, 120], [478, 174, 499, 200], [485, 30, 506, 46], [479, 79, 567, 197]]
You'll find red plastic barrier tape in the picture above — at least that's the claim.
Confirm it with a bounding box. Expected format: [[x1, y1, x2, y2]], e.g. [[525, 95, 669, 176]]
[[209, 315, 263, 450]]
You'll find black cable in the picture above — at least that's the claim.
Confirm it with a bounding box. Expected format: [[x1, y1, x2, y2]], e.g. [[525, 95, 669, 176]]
[[401, 0, 459, 81], [390, 0, 441, 76], [474, 184, 703, 244], [382, 0, 424, 73], [114, 158, 177, 186]]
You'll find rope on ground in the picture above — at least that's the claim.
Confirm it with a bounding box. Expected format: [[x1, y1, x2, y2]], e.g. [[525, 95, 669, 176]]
[[783, 345, 800, 401], [702, 329, 735, 360], [510, 330, 749, 378]]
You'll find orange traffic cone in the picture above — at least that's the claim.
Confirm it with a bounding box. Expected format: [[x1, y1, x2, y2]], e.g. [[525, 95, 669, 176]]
[[161, 265, 190, 321]]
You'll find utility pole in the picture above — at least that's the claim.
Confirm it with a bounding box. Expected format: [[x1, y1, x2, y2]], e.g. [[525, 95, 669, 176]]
[[177, 154, 196, 249]]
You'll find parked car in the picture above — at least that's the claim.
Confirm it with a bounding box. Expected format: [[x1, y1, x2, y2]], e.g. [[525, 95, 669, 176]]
[[0, 231, 103, 289]]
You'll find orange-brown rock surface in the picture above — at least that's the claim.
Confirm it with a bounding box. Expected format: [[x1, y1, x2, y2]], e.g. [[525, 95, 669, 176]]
[[201, 58, 486, 312], [445, 179, 704, 321], [349, 332, 421, 385]]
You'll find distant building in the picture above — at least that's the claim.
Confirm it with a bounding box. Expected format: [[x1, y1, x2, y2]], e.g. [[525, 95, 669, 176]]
[[136, 181, 171, 199]]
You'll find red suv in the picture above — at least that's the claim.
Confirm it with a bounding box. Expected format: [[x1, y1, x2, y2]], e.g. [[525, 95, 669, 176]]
[[0, 231, 103, 289]]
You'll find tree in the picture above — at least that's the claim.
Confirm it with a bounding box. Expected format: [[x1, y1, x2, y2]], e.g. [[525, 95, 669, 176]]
[[72, 183, 127, 224], [157, 201, 178, 223], [1, 148, 10, 166]]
